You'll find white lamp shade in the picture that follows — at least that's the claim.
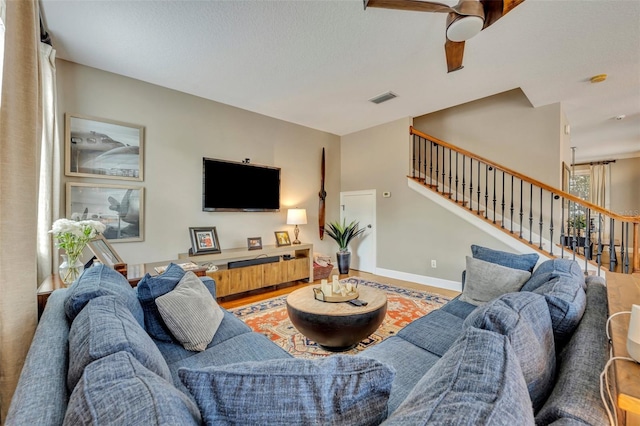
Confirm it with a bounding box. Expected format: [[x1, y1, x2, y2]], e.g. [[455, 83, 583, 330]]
[[287, 208, 307, 225]]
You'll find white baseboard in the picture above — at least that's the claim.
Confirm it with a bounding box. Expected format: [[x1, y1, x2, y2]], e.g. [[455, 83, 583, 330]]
[[375, 267, 462, 293]]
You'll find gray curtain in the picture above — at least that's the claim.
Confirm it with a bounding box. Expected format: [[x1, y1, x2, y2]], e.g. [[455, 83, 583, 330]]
[[0, 0, 40, 420]]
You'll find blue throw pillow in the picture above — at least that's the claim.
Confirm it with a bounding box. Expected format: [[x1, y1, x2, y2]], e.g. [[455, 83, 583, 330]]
[[64, 264, 143, 327], [67, 296, 172, 392], [463, 292, 556, 411], [178, 355, 396, 426], [64, 352, 201, 425], [382, 328, 534, 425], [521, 258, 585, 293], [531, 275, 586, 345], [471, 244, 539, 273], [137, 263, 187, 341]]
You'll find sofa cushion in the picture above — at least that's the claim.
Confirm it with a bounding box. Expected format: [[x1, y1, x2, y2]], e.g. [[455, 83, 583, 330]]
[[531, 275, 586, 344], [357, 336, 442, 414], [64, 264, 143, 326], [397, 309, 464, 357], [521, 258, 584, 293], [136, 263, 188, 342], [67, 295, 171, 392], [64, 351, 200, 425], [464, 292, 556, 411], [178, 355, 395, 426], [167, 332, 292, 396], [471, 244, 539, 273], [155, 272, 224, 351], [459, 256, 531, 306], [440, 296, 478, 319], [535, 278, 609, 425], [382, 328, 534, 425], [155, 310, 253, 365]]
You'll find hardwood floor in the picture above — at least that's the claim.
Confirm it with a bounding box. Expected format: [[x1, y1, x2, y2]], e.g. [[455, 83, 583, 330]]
[[218, 269, 460, 309]]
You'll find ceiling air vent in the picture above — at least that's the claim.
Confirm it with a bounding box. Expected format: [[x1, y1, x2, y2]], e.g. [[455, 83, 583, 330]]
[[369, 91, 398, 104]]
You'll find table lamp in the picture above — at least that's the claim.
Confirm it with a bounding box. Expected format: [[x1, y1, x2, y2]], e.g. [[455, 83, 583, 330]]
[[287, 208, 307, 245]]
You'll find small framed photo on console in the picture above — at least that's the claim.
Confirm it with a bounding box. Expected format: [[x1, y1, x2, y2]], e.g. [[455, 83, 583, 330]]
[[247, 237, 262, 251], [274, 231, 291, 247], [87, 235, 125, 267], [189, 227, 221, 255]]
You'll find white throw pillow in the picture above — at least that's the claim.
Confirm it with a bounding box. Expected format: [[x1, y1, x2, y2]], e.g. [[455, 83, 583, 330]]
[[155, 271, 224, 351], [459, 256, 531, 306]]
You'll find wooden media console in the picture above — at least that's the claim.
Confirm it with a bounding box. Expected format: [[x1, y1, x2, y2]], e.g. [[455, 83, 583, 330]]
[[179, 243, 313, 298]]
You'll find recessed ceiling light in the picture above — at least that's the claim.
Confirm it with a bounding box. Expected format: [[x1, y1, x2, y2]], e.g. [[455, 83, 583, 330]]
[[590, 74, 607, 83], [369, 91, 398, 104]]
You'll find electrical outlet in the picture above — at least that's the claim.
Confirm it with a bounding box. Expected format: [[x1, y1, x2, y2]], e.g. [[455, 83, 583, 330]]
[[431, 260, 437, 268]]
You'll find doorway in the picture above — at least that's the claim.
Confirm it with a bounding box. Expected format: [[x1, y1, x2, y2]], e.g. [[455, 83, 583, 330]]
[[340, 190, 376, 273]]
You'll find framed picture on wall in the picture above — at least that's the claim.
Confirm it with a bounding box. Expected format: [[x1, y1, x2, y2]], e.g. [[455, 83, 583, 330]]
[[66, 182, 144, 242], [65, 113, 145, 181], [189, 227, 221, 255]]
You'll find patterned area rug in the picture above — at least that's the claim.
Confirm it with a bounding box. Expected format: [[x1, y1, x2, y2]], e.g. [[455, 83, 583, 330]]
[[229, 277, 451, 359]]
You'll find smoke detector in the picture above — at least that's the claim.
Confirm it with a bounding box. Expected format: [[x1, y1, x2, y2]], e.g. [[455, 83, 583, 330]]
[[615, 115, 626, 121]]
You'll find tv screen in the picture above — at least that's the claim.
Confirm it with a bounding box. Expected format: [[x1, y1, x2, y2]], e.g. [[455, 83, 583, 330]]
[[202, 158, 281, 212]]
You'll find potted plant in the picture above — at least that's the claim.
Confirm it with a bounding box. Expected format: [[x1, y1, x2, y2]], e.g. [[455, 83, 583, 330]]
[[324, 219, 366, 274]]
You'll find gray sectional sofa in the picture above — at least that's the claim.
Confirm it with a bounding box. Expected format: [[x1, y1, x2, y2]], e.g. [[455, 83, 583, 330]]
[[7, 249, 610, 425]]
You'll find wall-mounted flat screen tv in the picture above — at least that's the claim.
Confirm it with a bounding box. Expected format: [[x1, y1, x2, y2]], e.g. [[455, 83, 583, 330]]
[[202, 157, 281, 212]]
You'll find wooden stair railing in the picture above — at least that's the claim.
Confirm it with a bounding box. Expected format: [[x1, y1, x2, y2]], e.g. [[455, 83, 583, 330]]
[[410, 126, 640, 275]]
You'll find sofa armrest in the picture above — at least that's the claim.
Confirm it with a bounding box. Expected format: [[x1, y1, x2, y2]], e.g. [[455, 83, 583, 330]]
[[6, 289, 71, 425], [534, 278, 609, 425], [201, 276, 216, 299]]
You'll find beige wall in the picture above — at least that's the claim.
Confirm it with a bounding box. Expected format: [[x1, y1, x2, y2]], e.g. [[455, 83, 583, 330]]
[[611, 157, 640, 217], [56, 61, 631, 285], [56, 60, 340, 264], [413, 88, 563, 188], [341, 118, 520, 283]]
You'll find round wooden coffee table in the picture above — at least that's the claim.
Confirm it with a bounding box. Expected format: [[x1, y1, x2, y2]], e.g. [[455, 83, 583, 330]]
[[286, 285, 387, 352]]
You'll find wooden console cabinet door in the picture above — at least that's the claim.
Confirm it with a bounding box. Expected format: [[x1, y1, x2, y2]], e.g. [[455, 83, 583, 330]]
[[207, 269, 231, 298], [228, 265, 262, 294], [263, 261, 286, 287], [287, 258, 310, 281]]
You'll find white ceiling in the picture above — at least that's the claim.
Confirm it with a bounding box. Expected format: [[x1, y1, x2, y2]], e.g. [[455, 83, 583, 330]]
[[40, 0, 640, 163]]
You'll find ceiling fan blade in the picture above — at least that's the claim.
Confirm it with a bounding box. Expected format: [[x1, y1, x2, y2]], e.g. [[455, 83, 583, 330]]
[[364, 0, 454, 14], [445, 39, 465, 73], [481, 0, 525, 29]]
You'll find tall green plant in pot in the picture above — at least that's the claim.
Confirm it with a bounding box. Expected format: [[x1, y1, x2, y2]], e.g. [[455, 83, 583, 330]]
[[324, 219, 366, 274]]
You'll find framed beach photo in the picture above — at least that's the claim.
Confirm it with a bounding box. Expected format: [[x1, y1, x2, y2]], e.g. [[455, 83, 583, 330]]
[[66, 182, 144, 242], [189, 227, 221, 255], [65, 113, 144, 181], [87, 235, 125, 267], [247, 237, 262, 251], [274, 231, 291, 247]]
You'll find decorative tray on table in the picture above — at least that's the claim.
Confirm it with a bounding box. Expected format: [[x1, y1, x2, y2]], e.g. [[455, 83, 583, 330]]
[[313, 287, 359, 303]]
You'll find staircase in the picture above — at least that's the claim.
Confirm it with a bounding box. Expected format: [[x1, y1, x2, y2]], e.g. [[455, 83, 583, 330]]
[[408, 127, 640, 276]]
